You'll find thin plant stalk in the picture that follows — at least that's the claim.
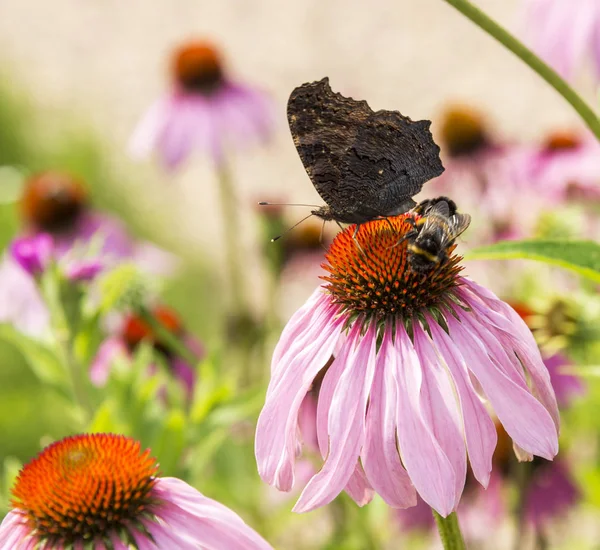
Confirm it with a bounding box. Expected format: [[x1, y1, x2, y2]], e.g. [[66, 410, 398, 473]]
[[216, 161, 248, 315], [433, 510, 467, 550], [442, 0, 600, 141]]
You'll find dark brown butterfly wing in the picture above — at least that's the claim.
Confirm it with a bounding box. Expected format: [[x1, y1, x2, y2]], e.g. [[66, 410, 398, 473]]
[[287, 77, 444, 223]]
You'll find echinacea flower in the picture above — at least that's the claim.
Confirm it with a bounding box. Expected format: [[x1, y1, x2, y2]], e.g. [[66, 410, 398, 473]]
[[515, 130, 600, 204], [520, 0, 600, 80], [255, 214, 559, 517], [91, 305, 203, 401], [0, 172, 173, 337], [0, 433, 273, 549], [129, 40, 274, 170], [434, 105, 538, 242]]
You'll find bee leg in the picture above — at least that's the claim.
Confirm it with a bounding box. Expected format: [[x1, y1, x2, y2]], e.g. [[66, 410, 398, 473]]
[[389, 229, 418, 249]]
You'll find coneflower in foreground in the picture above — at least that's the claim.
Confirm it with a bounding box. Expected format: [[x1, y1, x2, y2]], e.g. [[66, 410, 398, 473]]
[[0, 433, 273, 549], [255, 214, 559, 517]]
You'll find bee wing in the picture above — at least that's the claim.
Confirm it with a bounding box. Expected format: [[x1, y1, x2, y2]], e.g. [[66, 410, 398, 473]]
[[447, 213, 471, 240]]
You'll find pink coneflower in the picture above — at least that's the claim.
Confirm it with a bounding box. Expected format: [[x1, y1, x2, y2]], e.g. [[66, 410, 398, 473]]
[[520, 0, 600, 80], [434, 105, 537, 242], [516, 130, 600, 204], [0, 172, 173, 337], [0, 433, 273, 549], [130, 40, 274, 170], [255, 215, 559, 517], [91, 305, 203, 401]]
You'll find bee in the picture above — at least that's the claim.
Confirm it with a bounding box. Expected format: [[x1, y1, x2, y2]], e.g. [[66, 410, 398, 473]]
[[405, 196, 471, 272]]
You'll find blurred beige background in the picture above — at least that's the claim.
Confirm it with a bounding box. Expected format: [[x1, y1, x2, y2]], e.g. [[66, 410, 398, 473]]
[[0, 0, 597, 310]]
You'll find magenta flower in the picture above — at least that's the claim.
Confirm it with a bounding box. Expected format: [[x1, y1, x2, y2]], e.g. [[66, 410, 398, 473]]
[[543, 353, 585, 408], [130, 40, 274, 170], [520, 0, 600, 79], [255, 215, 559, 517], [0, 433, 273, 549], [91, 305, 203, 401], [10, 233, 53, 277]]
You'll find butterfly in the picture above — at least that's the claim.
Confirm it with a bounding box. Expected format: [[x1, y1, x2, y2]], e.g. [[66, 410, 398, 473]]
[[287, 77, 445, 225]]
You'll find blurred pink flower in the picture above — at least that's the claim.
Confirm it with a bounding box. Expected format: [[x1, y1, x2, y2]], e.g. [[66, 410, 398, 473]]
[[520, 0, 600, 79], [91, 305, 203, 401], [0, 172, 174, 337], [0, 433, 273, 549], [255, 216, 559, 517], [515, 131, 600, 204], [130, 41, 274, 170], [543, 353, 585, 408], [524, 459, 580, 528]]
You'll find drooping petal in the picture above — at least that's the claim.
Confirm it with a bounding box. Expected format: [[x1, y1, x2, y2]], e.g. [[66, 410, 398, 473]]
[[154, 478, 273, 549], [428, 318, 496, 488], [255, 294, 344, 491], [159, 96, 199, 170], [393, 324, 456, 516], [446, 313, 558, 460], [312, 324, 374, 507], [460, 280, 559, 430], [413, 324, 467, 508], [361, 328, 417, 508], [294, 323, 377, 513]]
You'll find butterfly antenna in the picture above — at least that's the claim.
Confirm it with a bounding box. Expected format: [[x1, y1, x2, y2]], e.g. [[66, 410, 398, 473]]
[[271, 213, 315, 242], [258, 201, 321, 208]]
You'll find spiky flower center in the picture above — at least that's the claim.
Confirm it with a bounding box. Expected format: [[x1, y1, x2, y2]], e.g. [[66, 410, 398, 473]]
[[20, 172, 87, 233], [321, 215, 462, 319], [544, 130, 581, 152], [12, 433, 159, 546], [440, 105, 488, 157], [172, 41, 224, 94]]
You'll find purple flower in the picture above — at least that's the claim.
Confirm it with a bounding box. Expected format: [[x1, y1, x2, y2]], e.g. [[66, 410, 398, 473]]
[[255, 215, 559, 517], [130, 40, 274, 170], [520, 0, 600, 80], [0, 433, 273, 549], [10, 234, 53, 277]]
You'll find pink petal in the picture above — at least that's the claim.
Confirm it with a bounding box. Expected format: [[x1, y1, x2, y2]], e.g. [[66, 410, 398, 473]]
[[89, 337, 128, 386], [255, 294, 343, 491], [312, 326, 373, 506], [428, 319, 496, 488], [0, 510, 30, 549], [445, 314, 558, 460], [155, 478, 273, 549], [413, 325, 467, 509], [393, 325, 456, 516], [159, 97, 199, 170], [294, 323, 377, 513], [361, 328, 417, 508], [460, 281, 559, 430], [129, 98, 171, 159]]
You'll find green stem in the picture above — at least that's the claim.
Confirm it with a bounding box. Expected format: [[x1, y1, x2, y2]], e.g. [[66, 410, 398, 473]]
[[216, 162, 248, 315], [137, 307, 199, 366], [433, 510, 467, 550], [442, 0, 600, 141]]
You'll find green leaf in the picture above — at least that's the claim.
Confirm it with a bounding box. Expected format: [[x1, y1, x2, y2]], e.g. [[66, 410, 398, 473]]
[[466, 239, 600, 282], [0, 324, 68, 389]]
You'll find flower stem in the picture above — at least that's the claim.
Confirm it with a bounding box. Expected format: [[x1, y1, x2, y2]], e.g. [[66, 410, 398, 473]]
[[137, 307, 199, 366], [433, 510, 467, 550], [216, 161, 248, 315], [441, 0, 600, 141]]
